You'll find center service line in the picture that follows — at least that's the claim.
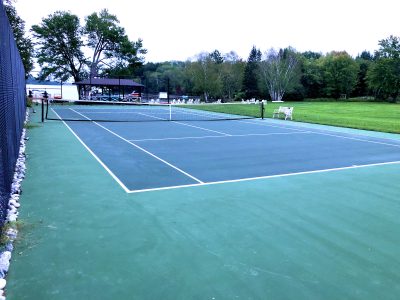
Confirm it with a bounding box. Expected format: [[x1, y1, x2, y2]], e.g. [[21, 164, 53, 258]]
[[70, 109, 204, 184], [136, 111, 232, 136], [52, 108, 131, 193]]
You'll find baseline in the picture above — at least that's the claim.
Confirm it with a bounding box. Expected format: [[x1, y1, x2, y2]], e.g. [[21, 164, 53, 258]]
[[127, 160, 400, 193]]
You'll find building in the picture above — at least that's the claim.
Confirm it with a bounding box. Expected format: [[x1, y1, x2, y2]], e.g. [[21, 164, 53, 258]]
[[74, 78, 144, 102]]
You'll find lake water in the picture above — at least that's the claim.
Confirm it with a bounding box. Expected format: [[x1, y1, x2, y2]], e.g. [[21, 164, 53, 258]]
[[26, 83, 79, 100]]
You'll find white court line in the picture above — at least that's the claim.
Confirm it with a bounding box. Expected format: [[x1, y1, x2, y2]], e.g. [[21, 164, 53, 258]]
[[127, 160, 400, 193], [75, 104, 399, 144], [70, 109, 204, 184], [50, 109, 131, 193], [169, 107, 237, 120], [129, 131, 311, 142], [307, 131, 400, 148], [173, 120, 231, 136], [136, 111, 231, 136], [167, 105, 260, 122], [238, 119, 308, 132], [56, 108, 400, 193], [238, 119, 400, 148], [142, 106, 311, 137], [67, 107, 400, 146]]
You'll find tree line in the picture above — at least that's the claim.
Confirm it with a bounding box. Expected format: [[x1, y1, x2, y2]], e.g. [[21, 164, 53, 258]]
[[4, 1, 400, 102], [135, 41, 400, 103]]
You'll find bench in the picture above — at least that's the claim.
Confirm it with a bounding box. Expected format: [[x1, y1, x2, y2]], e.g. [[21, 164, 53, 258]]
[[272, 106, 293, 120]]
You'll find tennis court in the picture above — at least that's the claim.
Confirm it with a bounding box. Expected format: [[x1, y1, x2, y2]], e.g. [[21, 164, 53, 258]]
[[48, 104, 400, 193], [7, 103, 400, 299]]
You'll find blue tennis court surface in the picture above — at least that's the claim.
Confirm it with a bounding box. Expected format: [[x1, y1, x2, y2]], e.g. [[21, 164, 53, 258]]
[[60, 114, 400, 193], [8, 106, 400, 300]]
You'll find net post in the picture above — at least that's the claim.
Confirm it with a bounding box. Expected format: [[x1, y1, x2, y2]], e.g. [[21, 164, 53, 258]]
[[41, 99, 44, 122], [42, 91, 49, 122], [45, 98, 49, 119], [261, 101, 265, 119], [169, 104, 172, 121], [28, 90, 34, 113]]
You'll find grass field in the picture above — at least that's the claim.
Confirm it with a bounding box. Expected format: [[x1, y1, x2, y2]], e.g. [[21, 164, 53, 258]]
[[265, 102, 400, 134], [192, 101, 400, 134]]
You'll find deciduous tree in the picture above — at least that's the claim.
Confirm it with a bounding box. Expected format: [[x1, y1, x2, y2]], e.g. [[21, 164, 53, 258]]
[[259, 47, 299, 101], [85, 9, 146, 78], [4, 1, 34, 76], [188, 52, 222, 101], [31, 11, 86, 82], [300, 54, 324, 98], [320, 51, 358, 99], [32, 8, 146, 82], [221, 51, 245, 100], [368, 36, 400, 102]]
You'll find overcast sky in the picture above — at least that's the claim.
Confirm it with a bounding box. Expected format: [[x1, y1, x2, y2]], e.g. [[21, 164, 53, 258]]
[[14, 0, 399, 62]]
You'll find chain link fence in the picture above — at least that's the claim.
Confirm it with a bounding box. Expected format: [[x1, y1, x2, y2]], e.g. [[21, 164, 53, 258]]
[[0, 2, 26, 226]]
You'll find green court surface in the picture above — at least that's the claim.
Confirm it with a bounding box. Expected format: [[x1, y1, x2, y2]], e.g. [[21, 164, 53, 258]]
[[6, 112, 400, 300]]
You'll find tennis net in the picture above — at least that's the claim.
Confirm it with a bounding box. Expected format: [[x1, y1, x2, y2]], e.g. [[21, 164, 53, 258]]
[[45, 101, 265, 122]]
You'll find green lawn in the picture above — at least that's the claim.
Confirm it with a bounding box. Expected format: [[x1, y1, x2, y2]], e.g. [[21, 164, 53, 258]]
[[264, 102, 400, 134], [189, 101, 400, 134]]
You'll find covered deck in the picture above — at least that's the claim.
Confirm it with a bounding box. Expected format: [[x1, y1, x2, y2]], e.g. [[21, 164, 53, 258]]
[[75, 78, 144, 102]]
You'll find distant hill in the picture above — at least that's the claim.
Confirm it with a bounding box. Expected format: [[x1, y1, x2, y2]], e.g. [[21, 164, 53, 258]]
[[26, 75, 61, 85]]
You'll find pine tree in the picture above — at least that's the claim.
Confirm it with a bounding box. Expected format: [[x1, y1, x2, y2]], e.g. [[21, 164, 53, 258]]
[[209, 50, 224, 64], [242, 46, 261, 99]]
